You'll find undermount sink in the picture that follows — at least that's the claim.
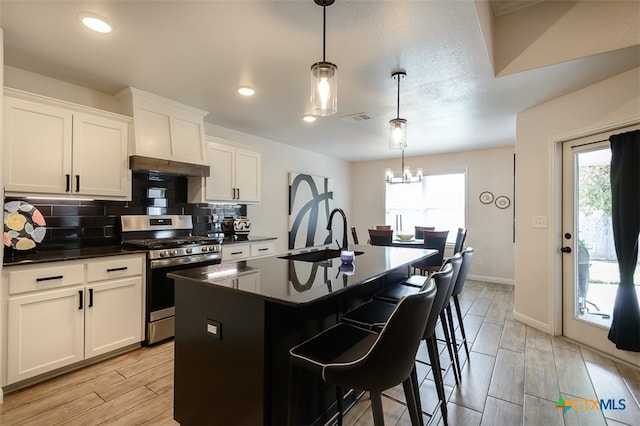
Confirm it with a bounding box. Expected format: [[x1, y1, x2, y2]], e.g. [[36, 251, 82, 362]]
[[279, 249, 364, 263]]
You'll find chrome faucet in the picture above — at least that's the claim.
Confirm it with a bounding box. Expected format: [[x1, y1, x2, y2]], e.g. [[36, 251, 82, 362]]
[[327, 208, 348, 251]]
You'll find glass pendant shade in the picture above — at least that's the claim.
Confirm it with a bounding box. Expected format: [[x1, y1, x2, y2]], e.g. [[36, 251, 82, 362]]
[[310, 61, 338, 116], [389, 118, 407, 149]]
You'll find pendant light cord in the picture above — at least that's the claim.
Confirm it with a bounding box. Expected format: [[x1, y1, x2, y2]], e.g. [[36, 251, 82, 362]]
[[396, 74, 401, 119], [322, 5, 327, 62]]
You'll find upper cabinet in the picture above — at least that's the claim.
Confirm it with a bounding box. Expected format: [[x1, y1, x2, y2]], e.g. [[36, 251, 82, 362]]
[[188, 136, 261, 204], [115, 87, 208, 166], [3, 88, 131, 200]]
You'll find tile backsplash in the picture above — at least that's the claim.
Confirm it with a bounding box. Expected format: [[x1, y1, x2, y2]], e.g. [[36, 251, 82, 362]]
[[4, 172, 246, 253]]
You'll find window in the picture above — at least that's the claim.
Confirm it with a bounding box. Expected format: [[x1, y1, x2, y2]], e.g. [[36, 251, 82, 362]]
[[385, 171, 466, 243]]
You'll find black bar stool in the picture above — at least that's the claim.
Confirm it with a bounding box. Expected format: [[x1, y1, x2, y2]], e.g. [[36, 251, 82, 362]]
[[288, 281, 437, 426]]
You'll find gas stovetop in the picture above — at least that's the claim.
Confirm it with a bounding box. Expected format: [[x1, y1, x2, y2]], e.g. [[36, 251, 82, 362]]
[[124, 236, 220, 250], [121, 215, 221, 261]]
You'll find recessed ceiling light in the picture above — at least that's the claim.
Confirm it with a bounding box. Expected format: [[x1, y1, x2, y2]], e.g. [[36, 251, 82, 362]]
[[237, 86, 255, 96], [79, 13, 114, 33], [303, 115, 317, 123]]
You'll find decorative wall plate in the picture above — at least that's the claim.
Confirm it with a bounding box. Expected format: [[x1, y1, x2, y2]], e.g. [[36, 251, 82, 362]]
[[4, 201, 46, 250], [495, 196, 511, 209], [479, 191, 494, 204]]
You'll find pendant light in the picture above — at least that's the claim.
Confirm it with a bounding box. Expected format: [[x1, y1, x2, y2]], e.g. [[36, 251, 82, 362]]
[[389, 70, 407, 149], [310, 0, 337, 116]]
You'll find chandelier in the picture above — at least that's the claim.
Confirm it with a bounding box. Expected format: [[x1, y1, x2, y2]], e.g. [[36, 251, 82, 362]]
[[385, 149, 423, 184]]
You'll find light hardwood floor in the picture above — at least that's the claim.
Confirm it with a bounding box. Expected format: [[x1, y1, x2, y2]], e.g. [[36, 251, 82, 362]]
[[0, 280, 638, 425]]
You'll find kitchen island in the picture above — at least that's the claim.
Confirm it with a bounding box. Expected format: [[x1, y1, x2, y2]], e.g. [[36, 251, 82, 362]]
[[169, 244, 436, 425]]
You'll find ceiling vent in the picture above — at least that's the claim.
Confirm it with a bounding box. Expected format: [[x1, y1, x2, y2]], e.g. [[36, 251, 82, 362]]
[[341, 112, 373, 123]]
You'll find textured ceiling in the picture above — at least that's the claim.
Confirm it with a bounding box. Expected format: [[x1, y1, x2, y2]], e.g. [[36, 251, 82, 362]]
[[1, 1, 638, 162]]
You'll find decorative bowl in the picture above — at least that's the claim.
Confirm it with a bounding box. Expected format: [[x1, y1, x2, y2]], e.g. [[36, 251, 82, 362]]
[[340, 250, 355, 264], [396, 234, 414, 241]]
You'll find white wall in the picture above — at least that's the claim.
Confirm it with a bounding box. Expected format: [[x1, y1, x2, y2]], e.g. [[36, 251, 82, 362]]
[[203, 123, 352, 255], [351, 146, 516, 284], [515, 67, 640, 337]]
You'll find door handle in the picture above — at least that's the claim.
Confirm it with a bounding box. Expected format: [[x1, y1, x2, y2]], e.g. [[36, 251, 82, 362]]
[[76, 175, 80, 192], [78, 290, 84, 309], [561, 246, 572, 253], [88, 288, 94, 307]]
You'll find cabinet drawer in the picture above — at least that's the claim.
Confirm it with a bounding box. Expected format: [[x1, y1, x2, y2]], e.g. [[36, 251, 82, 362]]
[[222, 245, 250, 262], [87, 255, 143, 282], [7, 263, 84, 295], [250, 242, 274, 258]]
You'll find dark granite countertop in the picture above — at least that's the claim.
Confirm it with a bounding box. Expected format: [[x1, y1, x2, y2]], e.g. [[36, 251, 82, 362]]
[[168, 244, 436, 306], [3, 245, 147, 267]]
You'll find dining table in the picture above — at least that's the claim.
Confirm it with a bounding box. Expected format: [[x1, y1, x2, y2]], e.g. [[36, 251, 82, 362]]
[[391, 238, 425, 248]]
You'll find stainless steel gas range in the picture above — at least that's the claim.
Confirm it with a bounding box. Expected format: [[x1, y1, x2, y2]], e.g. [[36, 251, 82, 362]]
[[121, 215, 222, 345]]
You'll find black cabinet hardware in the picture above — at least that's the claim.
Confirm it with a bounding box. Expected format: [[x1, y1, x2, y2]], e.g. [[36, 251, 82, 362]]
[[89, 288, 94, 307], [65, 174, 70, 192], [78, 290, 83, 309], [561, 246, 572, 253], [75, 175, 80, 192], [107, 267, 128, 272], [36, 275, 63, 282]]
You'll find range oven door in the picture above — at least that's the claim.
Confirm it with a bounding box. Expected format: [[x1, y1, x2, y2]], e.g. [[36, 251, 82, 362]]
[[147, 255, 221, 345]]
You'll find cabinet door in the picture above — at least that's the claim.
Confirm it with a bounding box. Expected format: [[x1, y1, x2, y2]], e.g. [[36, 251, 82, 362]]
[[72, 113, 130, 198], [205, 143, 235, 201], [235, 148, 261, 203], [84, 277, 143, 358], [3, 97, 72, 194], [7, 286, 84, 384]]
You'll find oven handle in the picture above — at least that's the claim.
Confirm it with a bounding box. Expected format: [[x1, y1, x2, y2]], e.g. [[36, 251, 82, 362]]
[[149, 253, 222, 269]]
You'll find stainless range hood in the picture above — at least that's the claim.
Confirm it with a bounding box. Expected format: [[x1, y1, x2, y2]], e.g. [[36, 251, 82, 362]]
[[129, 155, 210, 177]]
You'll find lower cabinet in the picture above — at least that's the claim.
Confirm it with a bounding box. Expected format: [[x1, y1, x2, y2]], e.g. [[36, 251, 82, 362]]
[[3, 254, 144, 385], [221, 240, 275, 262]]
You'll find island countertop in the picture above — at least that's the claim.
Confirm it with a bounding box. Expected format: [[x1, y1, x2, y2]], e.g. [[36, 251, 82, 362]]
[[168, 244, 436, 306]]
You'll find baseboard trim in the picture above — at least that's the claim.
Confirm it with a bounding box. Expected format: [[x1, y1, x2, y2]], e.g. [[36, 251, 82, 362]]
[[512, 310, 554, 334], [467, 274, 514, 286]]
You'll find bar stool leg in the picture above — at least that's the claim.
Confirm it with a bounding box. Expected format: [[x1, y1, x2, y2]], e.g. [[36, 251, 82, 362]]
[[453, 295, 470, 356], [426, 335, 448, 426], [370, 391, 385, 426], [439, 312, 460, 386], [446, 304, 463, 381]]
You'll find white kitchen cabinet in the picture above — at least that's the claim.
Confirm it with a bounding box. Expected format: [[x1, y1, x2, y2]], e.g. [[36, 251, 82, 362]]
[[84, 256, 144, 359], [221, 240, 275, 262], [3, 88, 131, 200], [3, 254, 144, 385], [188, 137, 261, 203], [115, 87, 208, 165]]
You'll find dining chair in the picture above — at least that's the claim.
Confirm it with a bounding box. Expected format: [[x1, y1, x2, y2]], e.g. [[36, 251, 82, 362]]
[[412, 230, 449, 276], [289, 281, 437, 426], [340, 263, 455, 425], [351, 226, 359, 245], [414, 226, 434, 240], [368, 229, 393, 246]]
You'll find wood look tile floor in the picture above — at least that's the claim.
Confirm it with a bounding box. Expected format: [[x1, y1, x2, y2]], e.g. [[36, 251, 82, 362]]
[[1, 280, 638, 426]]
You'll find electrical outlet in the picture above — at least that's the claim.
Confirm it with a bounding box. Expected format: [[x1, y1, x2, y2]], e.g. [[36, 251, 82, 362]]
[[532, 216, 548, 228]]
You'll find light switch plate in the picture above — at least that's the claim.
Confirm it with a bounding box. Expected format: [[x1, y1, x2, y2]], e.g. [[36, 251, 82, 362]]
[[532, 216, 548, 228], [206, 319, 222, 340]]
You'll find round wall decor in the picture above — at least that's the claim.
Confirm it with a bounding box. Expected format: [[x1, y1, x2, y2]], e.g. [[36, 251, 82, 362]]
[[479, 191, 494, 204], [4, 201, 46, 250], [495, 196, 511, 209]]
